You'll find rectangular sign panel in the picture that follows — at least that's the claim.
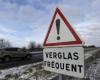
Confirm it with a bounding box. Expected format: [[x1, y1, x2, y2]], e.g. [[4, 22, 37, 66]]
[[43, 47, 84, 78]]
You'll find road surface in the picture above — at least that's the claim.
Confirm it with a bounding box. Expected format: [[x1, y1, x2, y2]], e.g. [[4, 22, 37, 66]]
[[0, 51, 43, 70]]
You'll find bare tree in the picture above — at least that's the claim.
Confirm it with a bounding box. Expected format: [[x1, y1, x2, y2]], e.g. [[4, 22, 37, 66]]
[[22, 46, 27, 52], [28, 41, 36, 51], [36, 44, 42, 48], [0, 39, 11, 48], [5, 40, 11, 48]]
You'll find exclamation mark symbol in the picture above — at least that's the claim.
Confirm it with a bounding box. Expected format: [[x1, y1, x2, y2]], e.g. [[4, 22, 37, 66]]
[[56, 18, 60, 40]]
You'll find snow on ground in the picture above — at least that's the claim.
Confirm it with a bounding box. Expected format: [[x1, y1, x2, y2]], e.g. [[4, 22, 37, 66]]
[[0, 63, 33, 79], [85, 49, 99, 59], [85, 58, 100, 80], [0, 62, 44, 80], [0, 61, 53, 80]]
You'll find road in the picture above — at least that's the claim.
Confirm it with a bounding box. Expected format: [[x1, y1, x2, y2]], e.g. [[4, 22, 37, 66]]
[[0, 51, 43, 70]]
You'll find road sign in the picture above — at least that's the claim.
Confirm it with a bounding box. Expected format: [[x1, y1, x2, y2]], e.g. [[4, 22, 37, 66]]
[[43, 8, 84, 78], [43, 47, 84, 78], [43, 8, 83, 47]]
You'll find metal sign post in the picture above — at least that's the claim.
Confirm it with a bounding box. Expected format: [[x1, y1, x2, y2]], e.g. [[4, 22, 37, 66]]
[[58, 74, 62, 80]]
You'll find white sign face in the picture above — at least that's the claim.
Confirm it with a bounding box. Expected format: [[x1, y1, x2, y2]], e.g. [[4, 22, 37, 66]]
[[47, 13, 76, 43], [43, 47, 84, 78]]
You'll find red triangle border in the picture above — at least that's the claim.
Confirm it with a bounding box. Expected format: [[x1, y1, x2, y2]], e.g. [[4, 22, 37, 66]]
[[43, 8, 82, 47]]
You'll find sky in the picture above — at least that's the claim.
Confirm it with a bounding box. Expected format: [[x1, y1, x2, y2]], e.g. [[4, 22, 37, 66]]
[[0, 0, 100, 47]]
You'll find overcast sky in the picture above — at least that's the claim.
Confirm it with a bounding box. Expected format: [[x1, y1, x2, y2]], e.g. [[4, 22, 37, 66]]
[[0, 0, 100, 47]]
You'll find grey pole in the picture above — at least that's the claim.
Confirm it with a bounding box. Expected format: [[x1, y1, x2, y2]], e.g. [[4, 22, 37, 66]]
[[58, 74, 62, 80]]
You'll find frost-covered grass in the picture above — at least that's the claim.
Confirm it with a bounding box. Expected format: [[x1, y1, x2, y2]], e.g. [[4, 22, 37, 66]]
[[0, 63, 33, 79], [0, 62, 52, 80]]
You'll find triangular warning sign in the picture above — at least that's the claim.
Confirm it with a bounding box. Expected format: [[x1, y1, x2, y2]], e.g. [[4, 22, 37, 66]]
[[43, 8, 83, 47]]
